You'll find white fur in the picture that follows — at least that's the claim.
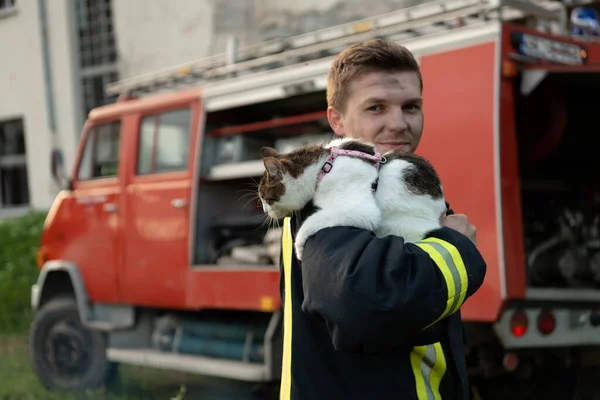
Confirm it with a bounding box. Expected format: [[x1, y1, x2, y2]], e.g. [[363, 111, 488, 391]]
[[261, 137, 446, 260], [374, 159, 447, 242], [324, 137, 355, 149], [294, 154, 381, 259]]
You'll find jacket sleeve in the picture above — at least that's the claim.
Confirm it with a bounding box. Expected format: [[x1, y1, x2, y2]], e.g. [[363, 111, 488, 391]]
[[299, 225, 486, 352]]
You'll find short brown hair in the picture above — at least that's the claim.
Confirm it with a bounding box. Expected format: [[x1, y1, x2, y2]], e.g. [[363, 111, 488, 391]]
[[326, 39, 423, 111]]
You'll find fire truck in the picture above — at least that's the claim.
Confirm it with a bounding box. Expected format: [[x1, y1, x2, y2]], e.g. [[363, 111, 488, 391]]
[[29, 0, 600, 397]]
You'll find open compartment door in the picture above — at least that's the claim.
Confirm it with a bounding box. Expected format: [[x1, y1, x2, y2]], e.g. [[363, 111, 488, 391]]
[[512, 66, 600, 301]]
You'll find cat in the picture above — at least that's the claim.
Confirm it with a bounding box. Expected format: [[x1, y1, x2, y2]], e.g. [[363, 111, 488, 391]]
[[259, 138, 382, 260], [258, 137, 447, 260]]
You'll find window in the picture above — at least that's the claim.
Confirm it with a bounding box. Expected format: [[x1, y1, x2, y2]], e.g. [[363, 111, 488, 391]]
[[0, 0, 16, 10], [77, 121, 121, 180], [0, 0, 17, 19], [0, 118, 29, 207], [137, 108, 192, 175], [75, 0, 119, 120]]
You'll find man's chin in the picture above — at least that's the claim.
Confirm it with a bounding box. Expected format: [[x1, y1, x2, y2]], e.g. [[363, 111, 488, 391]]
[[377, 144, 413, 154]]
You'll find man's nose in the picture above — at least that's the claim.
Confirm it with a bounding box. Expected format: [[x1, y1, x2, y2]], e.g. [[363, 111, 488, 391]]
[[386, 109, 408, 132]]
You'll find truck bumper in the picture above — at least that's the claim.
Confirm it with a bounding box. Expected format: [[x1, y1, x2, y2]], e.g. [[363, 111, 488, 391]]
[[494, 306, 600, 349], [31, 284, 40, 311]]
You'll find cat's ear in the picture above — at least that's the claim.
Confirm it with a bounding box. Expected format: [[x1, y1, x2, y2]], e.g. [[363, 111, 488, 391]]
[[261, 147, 280, 158], [263, 157, 283, 179]]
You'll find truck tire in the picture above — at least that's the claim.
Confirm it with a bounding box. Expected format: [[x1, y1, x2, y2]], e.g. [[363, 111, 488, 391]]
[[29, 295, 114, 391]]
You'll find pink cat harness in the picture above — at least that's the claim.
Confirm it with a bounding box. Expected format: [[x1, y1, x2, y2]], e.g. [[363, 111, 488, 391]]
[[315, 147, 386, 192]]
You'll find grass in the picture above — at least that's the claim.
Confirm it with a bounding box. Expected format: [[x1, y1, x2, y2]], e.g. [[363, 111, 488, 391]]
[[0, 211, 276, 399], [0, 334, 260, 400]]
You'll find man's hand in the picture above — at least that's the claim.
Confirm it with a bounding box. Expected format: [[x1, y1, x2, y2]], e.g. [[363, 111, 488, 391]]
[[440, 214, 477, 245]]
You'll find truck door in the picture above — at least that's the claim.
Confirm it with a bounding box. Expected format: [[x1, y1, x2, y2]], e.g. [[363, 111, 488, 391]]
[[121, 103, 199, 308], [71, 119, 123, 303]]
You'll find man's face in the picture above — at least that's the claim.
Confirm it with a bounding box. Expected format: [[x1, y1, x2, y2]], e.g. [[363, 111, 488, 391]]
[[327, 70, 423, 154]]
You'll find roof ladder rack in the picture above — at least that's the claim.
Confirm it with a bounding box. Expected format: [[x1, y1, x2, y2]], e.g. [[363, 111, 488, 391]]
[[105, 0, 567, 98]]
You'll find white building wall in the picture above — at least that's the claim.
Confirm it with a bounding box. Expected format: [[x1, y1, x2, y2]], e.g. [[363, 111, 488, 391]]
[[112, 0, 216, 78], [46, 1, 81, 199], [0, 1, 80, 211], [112, 0, 424, 79]]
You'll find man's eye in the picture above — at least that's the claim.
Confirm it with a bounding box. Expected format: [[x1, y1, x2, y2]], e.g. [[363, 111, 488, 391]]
[[367, 105, 383, 112]]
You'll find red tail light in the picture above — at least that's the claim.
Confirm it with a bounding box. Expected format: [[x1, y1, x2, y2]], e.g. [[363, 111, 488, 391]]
[[503, 352, 519, 371], [510, 310, 528, 337], [536, 309, 556, 335]]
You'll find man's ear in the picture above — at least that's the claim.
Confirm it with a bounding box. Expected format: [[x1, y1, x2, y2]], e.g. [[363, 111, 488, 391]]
[[327, 106, 345, 137], [263, 157, 282, 179]]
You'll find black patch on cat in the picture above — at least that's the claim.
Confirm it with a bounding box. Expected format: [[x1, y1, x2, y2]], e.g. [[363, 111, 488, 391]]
[[385, 151, 443, 199], [336, 140, 376, 155], [280, 144, 329, 178], [336, 140, 378, 167]]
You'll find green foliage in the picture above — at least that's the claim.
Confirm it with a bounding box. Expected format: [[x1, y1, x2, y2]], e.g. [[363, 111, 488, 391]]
[[0, 211, 48, 334]]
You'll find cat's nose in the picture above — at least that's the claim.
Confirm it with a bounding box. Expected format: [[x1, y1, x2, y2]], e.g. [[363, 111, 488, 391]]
[[261, 199, 269, 213]]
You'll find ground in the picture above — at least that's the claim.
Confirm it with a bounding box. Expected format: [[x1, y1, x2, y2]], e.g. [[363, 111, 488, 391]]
[[0, 334, 273, 399]]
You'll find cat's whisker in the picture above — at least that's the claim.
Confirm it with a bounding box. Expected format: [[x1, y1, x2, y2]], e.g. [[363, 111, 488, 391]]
[[240, 195, 260, 211], [236, 192, 258, 203], [236, 192, 257, 202], [236, 188, 256, 195], [257, 215, 271, 231], [244, 179, 259, 189]]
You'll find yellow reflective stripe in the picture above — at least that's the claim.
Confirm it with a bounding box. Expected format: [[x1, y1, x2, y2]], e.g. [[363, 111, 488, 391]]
[[414, 237, 469, 327], [410, 346, 429, 400], [279, 217, 293, 400], [430, 343, 447, 400], [422, 237, 469, 311], [410, 342, 447, 400], [414, 243, 455, 326]]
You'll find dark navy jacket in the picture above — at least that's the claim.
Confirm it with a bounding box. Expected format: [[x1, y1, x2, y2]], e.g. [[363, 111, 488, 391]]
[[277, 203, 486, 400]]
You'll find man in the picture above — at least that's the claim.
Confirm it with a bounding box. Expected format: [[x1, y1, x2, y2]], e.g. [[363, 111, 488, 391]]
[[278, 39, 487, 400]]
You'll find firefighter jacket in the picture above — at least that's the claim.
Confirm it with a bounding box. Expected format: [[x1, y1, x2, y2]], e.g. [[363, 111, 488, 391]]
[[278, 203, 487, 400]]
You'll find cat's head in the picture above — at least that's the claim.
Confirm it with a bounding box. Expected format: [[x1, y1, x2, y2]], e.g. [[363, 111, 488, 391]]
[[258, 145, 329, 219]]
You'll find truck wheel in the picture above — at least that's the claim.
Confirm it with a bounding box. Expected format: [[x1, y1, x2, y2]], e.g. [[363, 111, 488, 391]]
[[29, 296, 114, 391]]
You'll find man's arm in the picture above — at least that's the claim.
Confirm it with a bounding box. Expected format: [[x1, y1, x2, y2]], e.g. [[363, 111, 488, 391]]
[[300, 224, 486, 352]]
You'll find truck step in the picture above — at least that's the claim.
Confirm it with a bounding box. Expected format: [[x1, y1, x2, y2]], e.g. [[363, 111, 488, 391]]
[[106, 348, 269, 382]]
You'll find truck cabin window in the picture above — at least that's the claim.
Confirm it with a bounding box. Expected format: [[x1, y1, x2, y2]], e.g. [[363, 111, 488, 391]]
[[77, 121, 121, 181], [137, 107, 192, 175]]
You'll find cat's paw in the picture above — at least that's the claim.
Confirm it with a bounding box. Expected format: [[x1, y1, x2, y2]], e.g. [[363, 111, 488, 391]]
[[294, 242, 304, 261]]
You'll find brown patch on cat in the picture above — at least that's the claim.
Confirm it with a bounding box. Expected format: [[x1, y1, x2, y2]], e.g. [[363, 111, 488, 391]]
[[384, 151, 444, 199], [260, 145, 329, 178], [258, 145, 329, 205], [258, 167, 285, 205]]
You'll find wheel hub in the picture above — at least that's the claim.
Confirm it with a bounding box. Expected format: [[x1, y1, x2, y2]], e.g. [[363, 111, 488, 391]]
[[44, 319, 90, 375]]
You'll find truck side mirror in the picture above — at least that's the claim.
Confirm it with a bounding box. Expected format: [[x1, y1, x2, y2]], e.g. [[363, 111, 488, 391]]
[[50, 149, 71, 190]]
